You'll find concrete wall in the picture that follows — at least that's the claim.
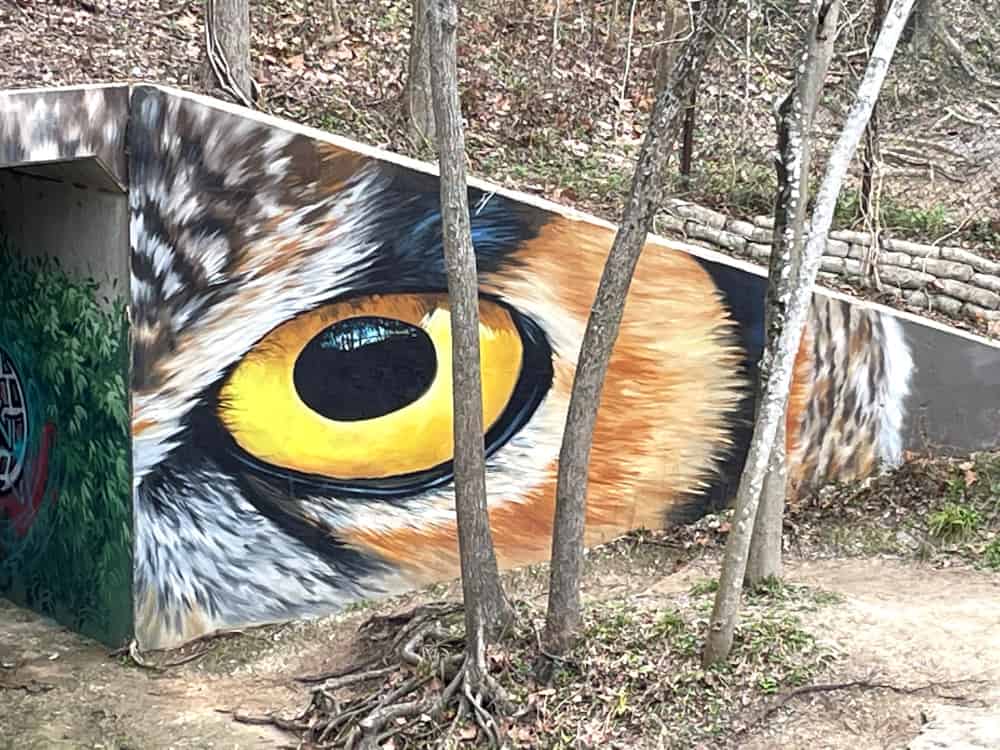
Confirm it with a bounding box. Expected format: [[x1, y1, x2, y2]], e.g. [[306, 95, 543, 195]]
[[0, 164, 128, 302]]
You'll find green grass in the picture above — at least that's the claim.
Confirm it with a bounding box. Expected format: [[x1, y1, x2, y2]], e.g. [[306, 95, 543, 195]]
[[928, 503, 982, 544], [984, 539, 1000, 570]]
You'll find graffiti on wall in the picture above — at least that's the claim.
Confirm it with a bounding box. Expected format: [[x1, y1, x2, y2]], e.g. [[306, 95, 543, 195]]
[[0, 347, 56, 537], [127, 86, 916, 649]]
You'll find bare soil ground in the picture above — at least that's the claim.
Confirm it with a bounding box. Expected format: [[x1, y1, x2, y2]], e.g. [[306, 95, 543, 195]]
[[1, 552, 997, 749]]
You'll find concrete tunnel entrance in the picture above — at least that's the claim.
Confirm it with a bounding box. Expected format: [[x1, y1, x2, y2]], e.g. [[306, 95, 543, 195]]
[[0, 157, 133, 645]]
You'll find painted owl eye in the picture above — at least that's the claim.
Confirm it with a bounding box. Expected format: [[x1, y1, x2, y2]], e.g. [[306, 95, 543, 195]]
[[215, 292, 551, 490]]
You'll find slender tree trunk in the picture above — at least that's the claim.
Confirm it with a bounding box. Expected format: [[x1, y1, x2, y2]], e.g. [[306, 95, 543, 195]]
[[542, 0, 735, 658], [679, 87, 697, 185], [902, 0, 937, 52], [202, 0, 253, 106], [327, 0, 342, 36], [408, 0, 437, 148], [703, 0, 915, 667], [425, 0, 512, 683], [746, 0, 840, 586], [859, 0, 886, 229]]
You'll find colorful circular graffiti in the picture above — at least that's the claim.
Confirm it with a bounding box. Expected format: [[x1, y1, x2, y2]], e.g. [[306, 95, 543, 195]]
[[0, 347, 29, 494]]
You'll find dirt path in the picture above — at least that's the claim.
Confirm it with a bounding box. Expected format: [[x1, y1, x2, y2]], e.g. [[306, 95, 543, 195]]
[[1, 557, 997, 749], [738, 558, 1000, 750]]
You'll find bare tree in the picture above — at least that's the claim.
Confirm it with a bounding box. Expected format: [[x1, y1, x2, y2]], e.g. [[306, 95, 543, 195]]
[[745, 0, 841, 586], [203, 0, 255, 107], [703, 0, 916, 667], [541, 0, 734, 659], [407, 0, 437, 148], [426, 0, 513, 688], [859, 0, 886, 229]]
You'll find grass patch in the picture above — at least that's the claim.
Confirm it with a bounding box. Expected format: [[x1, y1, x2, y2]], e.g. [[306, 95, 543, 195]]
[[928, 503, 983, 543], [493, 588, 840, 749], [786, 451, 1000, 570], [689, 577, 719, 596], [984, 538, 1000, 570]]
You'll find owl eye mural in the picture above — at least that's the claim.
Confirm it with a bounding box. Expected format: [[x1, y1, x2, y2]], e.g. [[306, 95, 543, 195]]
[[124, 87, 915, 650], [5, 83, 999, 653], [213, 293, 552, 492]]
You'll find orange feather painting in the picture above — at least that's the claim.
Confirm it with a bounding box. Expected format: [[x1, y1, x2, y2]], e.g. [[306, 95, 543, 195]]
[[125, 86, 921, 650]]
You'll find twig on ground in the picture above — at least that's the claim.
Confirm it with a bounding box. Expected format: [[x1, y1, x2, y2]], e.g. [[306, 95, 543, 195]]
[[735, 672, 989, 737]]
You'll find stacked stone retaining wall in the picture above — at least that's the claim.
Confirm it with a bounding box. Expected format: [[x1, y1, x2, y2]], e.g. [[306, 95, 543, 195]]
[[662, 199, 1000, 326]]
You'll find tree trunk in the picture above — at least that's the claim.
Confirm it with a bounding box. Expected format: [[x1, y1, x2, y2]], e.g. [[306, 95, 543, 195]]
[[407, 0, 437, 148], [425, 0, 512, 680], [703, 0, 915, 667], [541, 0, 735, 659], [859, 0, 886, 229], [202, 0, 253, 107], [745, 0, 840, 587], [902, 0, 938, 53], [678, 87, 697, 185]]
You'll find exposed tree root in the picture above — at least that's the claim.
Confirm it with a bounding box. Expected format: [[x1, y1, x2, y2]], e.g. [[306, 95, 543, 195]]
[[733, 671, 989, 739], [230, 602, 516, 749]]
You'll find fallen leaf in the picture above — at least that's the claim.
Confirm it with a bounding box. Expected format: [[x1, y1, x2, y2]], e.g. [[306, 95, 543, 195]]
[[459, 723, 478, 740]]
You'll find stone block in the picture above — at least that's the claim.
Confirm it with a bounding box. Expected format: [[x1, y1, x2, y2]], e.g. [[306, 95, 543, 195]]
[[972, 273, 1000, 295], [821, 257, 845, 274], [931, 278, 1000, 310], [882, 237, 940, 258], [919, 258, 974, 282], [825, 238, 850, 257], [673, 202, 727, 230], [879, 266, 935, 290], [748, 242, 771, 262], [830, 229, 873, 246], [940, 247, 1000, 275], [726, 218, 757, 238], [878, 251, 911, 268]]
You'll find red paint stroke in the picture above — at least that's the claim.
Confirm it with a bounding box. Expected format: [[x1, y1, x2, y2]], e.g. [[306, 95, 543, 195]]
[[0, 423, 57, 537]]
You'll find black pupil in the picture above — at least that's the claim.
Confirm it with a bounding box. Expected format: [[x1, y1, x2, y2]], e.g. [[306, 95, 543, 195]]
[[293, 316, 437, 422]]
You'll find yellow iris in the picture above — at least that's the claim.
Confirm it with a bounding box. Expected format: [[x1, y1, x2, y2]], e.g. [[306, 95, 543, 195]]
[[217, 293, 524, 479]]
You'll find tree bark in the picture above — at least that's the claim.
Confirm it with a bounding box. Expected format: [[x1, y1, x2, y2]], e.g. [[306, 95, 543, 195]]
[[859, 0, 886, 228], [407, 0, 437, 148], [425, 0, 512, 682], [541, 0, 735, 658], [901, 0, 937, 53], [203, 0, 254, 107], [703, 0, 915, 667], [679, 86, 697, 185], [746, 0, 840, 587]]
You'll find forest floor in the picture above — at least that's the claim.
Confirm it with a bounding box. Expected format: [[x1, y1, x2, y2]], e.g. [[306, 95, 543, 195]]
[[1, 452, 998, 749], [1, 0, 999, 338]]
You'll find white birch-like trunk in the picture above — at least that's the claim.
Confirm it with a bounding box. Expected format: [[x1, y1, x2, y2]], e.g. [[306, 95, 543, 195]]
[[746, 0, 841, 586], [703, 0, 916, 666]]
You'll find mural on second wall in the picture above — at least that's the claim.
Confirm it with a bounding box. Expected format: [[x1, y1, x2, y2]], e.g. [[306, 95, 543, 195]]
[[0, 245, 132, 647], [128, 85, 917, 650]]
